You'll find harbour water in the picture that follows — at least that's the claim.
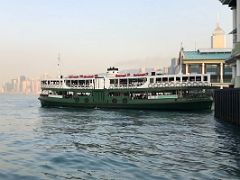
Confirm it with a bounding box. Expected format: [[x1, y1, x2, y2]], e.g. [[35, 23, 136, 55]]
[[0, 94, 240, 179]]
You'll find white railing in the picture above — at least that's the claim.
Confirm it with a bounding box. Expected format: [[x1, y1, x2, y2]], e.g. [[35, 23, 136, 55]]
[[41, 84, 94, 89], [108, 82, 147, 89], [41, 84, 65, 89], [108, 81, 211, 89], [42, 81, 211, 90], [148, 81, 211, 88]]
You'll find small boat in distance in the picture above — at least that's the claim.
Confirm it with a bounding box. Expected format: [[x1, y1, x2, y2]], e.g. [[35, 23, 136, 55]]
[[38, 67, 213, 111]]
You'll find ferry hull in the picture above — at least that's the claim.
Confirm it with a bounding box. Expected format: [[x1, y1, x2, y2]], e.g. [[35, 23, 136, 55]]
[[38, 96, 212, 111]]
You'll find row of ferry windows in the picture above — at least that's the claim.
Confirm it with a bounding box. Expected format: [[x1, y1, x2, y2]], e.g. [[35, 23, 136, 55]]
[[151, 76, 208, 83], [41, 75, 208, 85], [66, 80, 93, 86], [110, 78, 147, 84], [41, 80, 94, 85], [110, 76, 209, 84]]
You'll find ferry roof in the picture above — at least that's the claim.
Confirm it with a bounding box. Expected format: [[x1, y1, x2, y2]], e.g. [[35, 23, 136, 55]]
[[183, 49, 231, 61]]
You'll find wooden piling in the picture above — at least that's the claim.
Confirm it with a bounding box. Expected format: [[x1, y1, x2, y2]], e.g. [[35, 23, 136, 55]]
[[214, 89, 240, 126]]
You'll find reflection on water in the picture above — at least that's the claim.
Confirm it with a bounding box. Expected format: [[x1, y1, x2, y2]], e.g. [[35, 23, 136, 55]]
[[0, 94, 240, 179]]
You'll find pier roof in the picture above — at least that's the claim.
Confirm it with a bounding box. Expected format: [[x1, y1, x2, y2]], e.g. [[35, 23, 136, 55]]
[[219, 0, 236, 7], [183, 49, 231, 61]]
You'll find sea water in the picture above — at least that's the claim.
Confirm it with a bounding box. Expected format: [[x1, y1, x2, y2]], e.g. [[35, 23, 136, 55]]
[[0, 94, 240, 179]]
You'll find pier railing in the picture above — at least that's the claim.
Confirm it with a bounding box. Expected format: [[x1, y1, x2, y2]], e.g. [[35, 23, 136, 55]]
[[214, 88, 240, 126]]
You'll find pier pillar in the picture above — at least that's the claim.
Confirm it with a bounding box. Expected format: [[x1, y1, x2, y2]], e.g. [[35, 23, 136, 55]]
[[118, 78, 120, 88], [235, 60, 240, 88], [202, 63, 205, 74], [233, 8, 237, 47], [186, 64, 189, 74], [220, 63, 224, 83], [237, 0, 240, 42], [232, 65, 236, 84]]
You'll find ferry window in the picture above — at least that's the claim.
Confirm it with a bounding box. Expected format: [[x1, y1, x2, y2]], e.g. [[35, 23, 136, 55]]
[[204, 76, 208, 81], [150, 78, 154, 83], [151, 72, 156, 76], [156, 78, 162, 82], [182, 77, 188, 82], [78, 80, 85, 86], [162, 77, 168, 82], [120, 79, 127, 84], [129, 78, 146, 87], [176, 77, 180, 81], [190, 76, 195, 81], [110, 79, 114, 84], [138, 78, 146, 83], [169, 77, 174, 82], [86, 80, 91, 85], [109, 92, 120, 96], [110, 79, 118, 84], [196, 76, 201, 81], [152, 92, 156, 95], [72, 80, 78, 85], [66, 80, 70, 86]]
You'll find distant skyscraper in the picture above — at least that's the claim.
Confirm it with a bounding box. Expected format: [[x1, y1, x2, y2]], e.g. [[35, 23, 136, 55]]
[[211, 23, 226, 49], [169, 58, 177, 74]]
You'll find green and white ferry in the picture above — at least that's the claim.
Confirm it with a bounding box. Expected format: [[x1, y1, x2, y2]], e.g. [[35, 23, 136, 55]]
[[39, 67, 213, 110]]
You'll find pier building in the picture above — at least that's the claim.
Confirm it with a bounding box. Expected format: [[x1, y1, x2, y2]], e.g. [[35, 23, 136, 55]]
[[179, 23, 232, 88], [181, 48, 231, 88]]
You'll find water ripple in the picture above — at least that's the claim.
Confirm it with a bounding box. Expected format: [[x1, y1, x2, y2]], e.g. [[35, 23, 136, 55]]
[[0, 95, 240, 179]]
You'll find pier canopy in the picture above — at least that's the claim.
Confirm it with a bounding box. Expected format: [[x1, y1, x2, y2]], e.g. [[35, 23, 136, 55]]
[[183, 49, 231, 61]]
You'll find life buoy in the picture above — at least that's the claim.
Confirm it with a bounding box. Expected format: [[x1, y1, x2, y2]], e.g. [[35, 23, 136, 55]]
[[164, 83, 169, 87], [169, 82, 175, 87], [186, 82, 191, 87]]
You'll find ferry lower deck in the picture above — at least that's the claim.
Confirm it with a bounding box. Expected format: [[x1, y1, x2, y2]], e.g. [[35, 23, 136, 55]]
[[39, 87, 213, 111]]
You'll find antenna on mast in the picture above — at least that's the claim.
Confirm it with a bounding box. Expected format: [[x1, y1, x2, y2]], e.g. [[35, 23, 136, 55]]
[[217, 13, 220, 26], [176, 42, 185, 75], [57, 53, 62, 78]]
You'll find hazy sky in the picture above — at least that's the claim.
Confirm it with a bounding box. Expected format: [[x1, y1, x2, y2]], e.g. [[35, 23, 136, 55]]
[[0, 0, 232, 84]]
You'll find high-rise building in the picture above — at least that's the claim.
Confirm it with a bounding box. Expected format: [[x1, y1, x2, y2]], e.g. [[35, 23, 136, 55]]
[[211, 23, 226, 49], [169, 58, 177, 74]]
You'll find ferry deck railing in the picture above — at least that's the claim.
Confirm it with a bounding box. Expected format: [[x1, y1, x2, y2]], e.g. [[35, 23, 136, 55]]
[[109, 81, 211, 89], [41, 84, 94, 89]]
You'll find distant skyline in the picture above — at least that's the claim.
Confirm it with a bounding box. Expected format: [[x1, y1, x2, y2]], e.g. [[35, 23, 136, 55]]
[[0, 0, 232, 85]]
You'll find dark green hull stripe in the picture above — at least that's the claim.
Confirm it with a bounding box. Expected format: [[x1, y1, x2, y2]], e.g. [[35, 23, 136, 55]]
[[39, 97, 212, 111]]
